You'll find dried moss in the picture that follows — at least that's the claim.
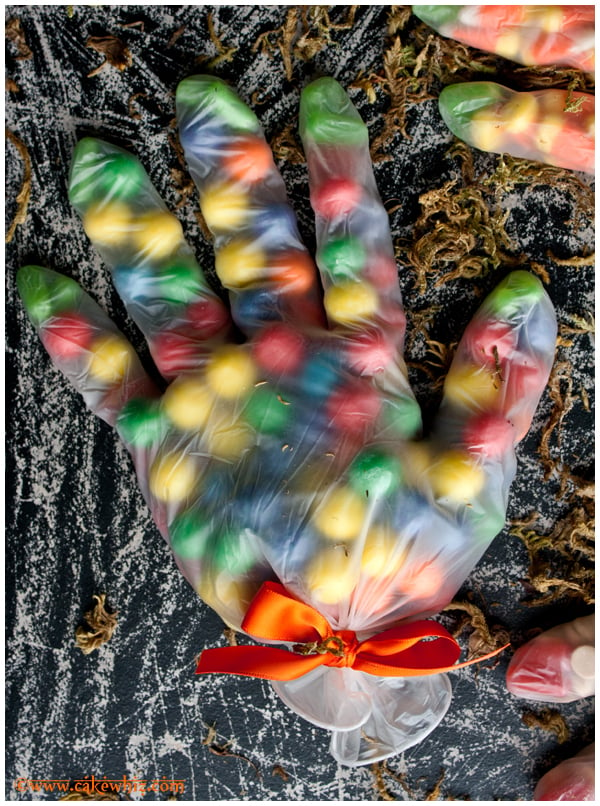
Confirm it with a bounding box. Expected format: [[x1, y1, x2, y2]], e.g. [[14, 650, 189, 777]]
[[522, 708, 570, 744], [5, 128, 31, 244], [86, 34, 132, 76], [74, 594, 118, 654]]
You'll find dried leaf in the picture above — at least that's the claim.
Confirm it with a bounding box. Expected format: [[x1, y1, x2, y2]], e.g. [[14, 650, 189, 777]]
[[522, 708, 570, 743], [6, 128, 31, 243], [6, 17, 32, 60], [86, 34, 132, 76]]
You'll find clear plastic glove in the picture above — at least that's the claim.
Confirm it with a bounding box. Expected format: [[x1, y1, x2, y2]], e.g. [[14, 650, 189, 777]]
[[412, 5, 595, 174], [17, 76, 557, 766]]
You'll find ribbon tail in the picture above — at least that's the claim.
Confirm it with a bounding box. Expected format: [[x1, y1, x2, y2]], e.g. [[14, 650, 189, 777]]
[[354, 641, 510, 678], [196, 645, 327, 681]]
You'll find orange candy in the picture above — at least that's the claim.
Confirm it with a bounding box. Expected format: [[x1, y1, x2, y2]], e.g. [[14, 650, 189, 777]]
[[221, 136, 275, 184], [270, 250, 317, 293]]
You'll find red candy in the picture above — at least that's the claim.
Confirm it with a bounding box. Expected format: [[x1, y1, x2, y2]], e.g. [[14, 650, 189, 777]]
[[312, 177, 362, 218], [184, 296, 230, 339], [326, 382, 381, 431], [345, 328, 396, 375], [40, 313, 93, 360], [363, 254, 399, 290], [151, 329, 201, 377], [464, 318, 517, 366], [462, 412, 515, 458], [252, 323, 306, 374]]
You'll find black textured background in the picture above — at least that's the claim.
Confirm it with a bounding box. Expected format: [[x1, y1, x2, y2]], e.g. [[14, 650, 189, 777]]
[[6, 5, 594, 801]]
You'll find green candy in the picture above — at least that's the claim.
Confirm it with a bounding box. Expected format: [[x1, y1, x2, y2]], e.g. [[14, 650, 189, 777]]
[[116, 398, 165, 447], [319, 236, 366, 280], [412, 5, 463, 30], [176, 75, 260, 132], [349, 449, 403, 499], [169, 510, 213, 560], [381, 396, 423, 440], [244, 386, 292, 435], [211, 529, 258, 575], [69, 137, 146, 209], [438, 82, 508, 143], [17, 265, 82, 327], [158, 258, 206, 305], [300, 77, 368, 147], [485, 271, 545, 320]]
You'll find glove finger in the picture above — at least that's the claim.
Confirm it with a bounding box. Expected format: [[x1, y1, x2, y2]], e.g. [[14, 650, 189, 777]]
[[69, 137, 232, 380], [506, 614, 595, 703], [439, 82, 595, 175], [298, 77, 412, 396], [175, 74, 326, 335], [533, 743, 595, 801], [426, 271, 556, 537], [17, 264, 158, 426], [413, 5, 595, 73]]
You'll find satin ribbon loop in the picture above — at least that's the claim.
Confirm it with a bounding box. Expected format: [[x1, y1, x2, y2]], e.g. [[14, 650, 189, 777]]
[[195, 581, 509, 681]]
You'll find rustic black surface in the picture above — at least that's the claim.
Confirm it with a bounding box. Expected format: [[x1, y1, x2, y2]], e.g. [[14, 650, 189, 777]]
[[6, 5, 594, 801]]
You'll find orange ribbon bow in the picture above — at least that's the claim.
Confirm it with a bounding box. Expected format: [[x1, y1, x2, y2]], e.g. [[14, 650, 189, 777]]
[[196, 581, 509, 681]]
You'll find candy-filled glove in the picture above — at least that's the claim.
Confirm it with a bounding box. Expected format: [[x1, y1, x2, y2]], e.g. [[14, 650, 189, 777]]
[[413, 5, 595, 174], [17, 76, 557, 766]]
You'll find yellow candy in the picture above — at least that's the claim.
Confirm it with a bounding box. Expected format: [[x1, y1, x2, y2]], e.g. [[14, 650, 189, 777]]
[[534, 113, 562, 154], [494, 31, 522, 62], [88, 333, 135, 383], [198, 572, 258, 628], [324, 281, 378, 325], [215, 240, 266, 288], [205, 345, 257, 399], [149, 451, 198, 502], [83, 201, 132, 247], [305, 546, 358, 604], [504, 93, 538, 134], [443, 362, 501, 410], [206, 418, 254, 460], [201, 183, 249, 231], [361, 524, 406, 578], [313, 486, 367, 541], [428, 450, 485, 502], [163, 377, 215, 431], [133, 210, 184, 260], [470, 114, 504, 152], [525, 5, 563, 33]]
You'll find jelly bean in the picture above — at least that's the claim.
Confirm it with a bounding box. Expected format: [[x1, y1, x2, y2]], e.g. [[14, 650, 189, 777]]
[[464, 318, 517, 366], [312, 486, 368, 541], [380, 395, 423, 440], [243, 385, 292, 435], [221, 136, 275, 183], [319, 236, 367, 280], [348, 449, 403, 499], [16, 265, 83, 327], [162, 376, 215, 431], [201, 182, 250, 231], [443, 362, 501, 410], [211, 529, 260, 575], [233, 288, 281, 326], [117, 397, 165, 447], [269, 249, 317, 293], [215, 239, 266, 288], [397, 561, 445, 600], [40, 312, 93, 360], [177, 75, 261, 133], [363, 253, 399, 291], [344, 328, 396, 375], [150, 329, 201, 377], [428, 449, 485, 502], [87, 333, 136, 384], [158, 259, 207, 305], [205, 345, 257, 399], [462, 412, 515, 458], [361, 523, 406, 578], [252, 205, 299, 249], [326, 382, 381, 432], [69, 138, 146, 208], [252, 323, 306, 375], [300, 353, 341, 397], [184, 295, 230, 338], [486, 271, 545, 319], [300, 77, 369, 147], [169, 510, 212, 560], [324, 280, 379, 325], [205, 416, 254, 460], [83, 201, 132, 247], [148, 451, 199, 502], [304, 545, 358, 604], [113, 264, 157, 303], [312, 177, 362, 218], [133, 210, 184, 261]]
